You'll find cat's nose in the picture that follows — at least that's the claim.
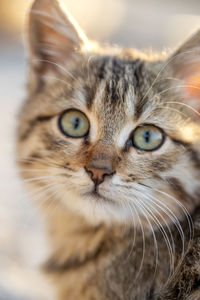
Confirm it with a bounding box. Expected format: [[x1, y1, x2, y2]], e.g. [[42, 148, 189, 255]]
[[85, 166, 115, 186]]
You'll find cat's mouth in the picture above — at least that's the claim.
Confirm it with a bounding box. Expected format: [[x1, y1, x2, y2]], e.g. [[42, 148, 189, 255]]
[[86, 189, 105, 199], [84, 188, 115, 204], [90, 191, 103, 199]]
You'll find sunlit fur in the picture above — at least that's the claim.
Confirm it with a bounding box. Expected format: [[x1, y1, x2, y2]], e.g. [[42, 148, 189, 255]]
[[18, 48, 200, 227], [17, 0, 200, 299]]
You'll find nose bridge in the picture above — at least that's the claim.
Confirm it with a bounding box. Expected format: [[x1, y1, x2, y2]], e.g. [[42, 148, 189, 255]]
[[87, 141, 115, 169], [85, 141, 116, 186]]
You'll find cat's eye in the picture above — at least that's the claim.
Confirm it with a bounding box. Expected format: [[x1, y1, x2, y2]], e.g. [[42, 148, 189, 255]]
[[132, 125, 165, 151], [58, 109, 90, 138]]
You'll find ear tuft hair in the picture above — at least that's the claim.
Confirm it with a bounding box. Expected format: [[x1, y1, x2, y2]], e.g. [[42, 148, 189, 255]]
[[167, 30, 200, 119], [28, 0, 88, 90]]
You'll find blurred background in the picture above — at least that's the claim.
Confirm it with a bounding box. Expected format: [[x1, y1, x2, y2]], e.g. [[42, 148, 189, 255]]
[[0, 0, 200, 299]]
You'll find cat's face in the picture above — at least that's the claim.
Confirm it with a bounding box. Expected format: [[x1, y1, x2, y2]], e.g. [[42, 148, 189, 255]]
[[17, 0, 200, 226]]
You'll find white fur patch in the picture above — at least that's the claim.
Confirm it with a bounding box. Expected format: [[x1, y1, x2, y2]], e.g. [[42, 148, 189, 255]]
[[117, 122, 134, 148]]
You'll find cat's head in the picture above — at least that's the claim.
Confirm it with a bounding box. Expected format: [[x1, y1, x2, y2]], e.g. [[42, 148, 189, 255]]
[[17, 0, 200, 226]]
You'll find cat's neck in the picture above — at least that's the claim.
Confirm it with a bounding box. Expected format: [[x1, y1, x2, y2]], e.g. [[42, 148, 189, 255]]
[[41, 201, 130, 270], [38, 198, 198, 300]]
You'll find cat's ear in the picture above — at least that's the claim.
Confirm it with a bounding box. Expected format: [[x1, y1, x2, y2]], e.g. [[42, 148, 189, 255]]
[[28, 0, 88, 90], [167, 30, 200, 119]]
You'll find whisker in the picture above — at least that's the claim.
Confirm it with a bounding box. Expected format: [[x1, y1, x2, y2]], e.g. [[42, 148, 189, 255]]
[[16, 168, 56, 174], [154, 76, 183, 83], [144, 84, 200, 119], [18, 158, 76, 175], [141, 184, 190, 261], [40, 75, 72, 88], [19, 182, 63, 234], [132, 198, 159, 281], [148, 195, 185, 257], [140, 197, 175, 278], [17, 157, 65, 169], [36, 183, 67, 219], [24, 181, 59, 199], [153, 188, 194, 242], [140, 185, 185, 242], [33, 59, 76, 80], [141, 49, 199, 102], [124, 200, 137, 260], [24, 175, 57, 183], [153, 106, 188, 119], [129, 182, 185, 258], [115, 196, 134, 234], [164, 101, 200, 117], [127, 199, 146, 280]]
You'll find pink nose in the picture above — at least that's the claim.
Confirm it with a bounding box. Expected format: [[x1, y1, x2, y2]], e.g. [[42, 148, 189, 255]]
[[85, 165, 115, 186]]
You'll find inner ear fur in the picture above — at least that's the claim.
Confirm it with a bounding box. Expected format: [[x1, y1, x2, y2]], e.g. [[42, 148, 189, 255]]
[[166, 30, 200, 118], [28, 0, 88, 90]]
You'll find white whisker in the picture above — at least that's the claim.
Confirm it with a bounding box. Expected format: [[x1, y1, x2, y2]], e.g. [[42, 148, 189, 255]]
[[17, 157, 64, 169], [128, 199, 146, 280], [24, 175, 57, 183], [40, 75, 72, 87], [154, 106, 188, 119], [140, 197, 175, 278], [164, 101, 200, 117], [141, 49, 199, 102], [153, 188, 194, 242], [124, 200, 137, 259], [132, 198, 159, 280], [147, 194, 185, 257], [33, 59, 76, 80], [19, 182, 64, 234]]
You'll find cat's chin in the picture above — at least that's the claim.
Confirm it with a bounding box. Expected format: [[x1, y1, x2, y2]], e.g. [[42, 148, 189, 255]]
[[84, 190, 117, 205], [59, 189, 137, 226]]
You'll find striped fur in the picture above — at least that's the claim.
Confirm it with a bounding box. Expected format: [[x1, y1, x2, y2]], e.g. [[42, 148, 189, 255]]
[[17, 0, 200, 299]]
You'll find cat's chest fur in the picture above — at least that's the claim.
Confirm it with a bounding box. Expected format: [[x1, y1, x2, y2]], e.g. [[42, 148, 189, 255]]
[[42, 205, 200, 300], [18, 0, 200, 299]]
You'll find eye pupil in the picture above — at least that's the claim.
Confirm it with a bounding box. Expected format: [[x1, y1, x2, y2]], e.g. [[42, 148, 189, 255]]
[[144, 130, 151, 143], [73, 118, 80, 129]]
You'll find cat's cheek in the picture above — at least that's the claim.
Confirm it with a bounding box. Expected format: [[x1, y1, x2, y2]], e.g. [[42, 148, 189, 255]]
[[17, 134, 45, 161]]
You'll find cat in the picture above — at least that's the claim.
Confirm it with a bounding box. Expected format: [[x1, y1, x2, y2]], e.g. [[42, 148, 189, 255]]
[[17, 0, 200, 299]]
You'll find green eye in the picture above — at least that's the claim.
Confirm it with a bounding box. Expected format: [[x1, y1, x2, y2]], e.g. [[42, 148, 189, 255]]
[[59, 109, 90, 138], [132, 125, 165, 151]]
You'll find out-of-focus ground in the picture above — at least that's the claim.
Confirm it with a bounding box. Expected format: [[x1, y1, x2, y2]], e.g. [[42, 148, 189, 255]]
[[0, 0, 200, 299]]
